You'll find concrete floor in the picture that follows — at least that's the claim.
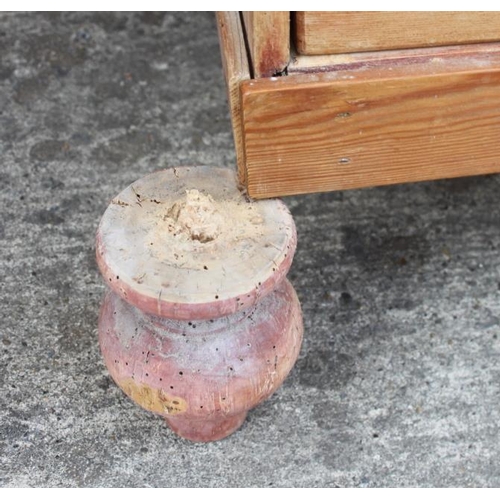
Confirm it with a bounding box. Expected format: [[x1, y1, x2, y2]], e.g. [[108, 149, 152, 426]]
[[1, 12, 500, 487]]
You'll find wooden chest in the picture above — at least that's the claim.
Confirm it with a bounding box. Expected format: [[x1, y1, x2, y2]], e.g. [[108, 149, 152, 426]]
[[218, 12, 500, 198]]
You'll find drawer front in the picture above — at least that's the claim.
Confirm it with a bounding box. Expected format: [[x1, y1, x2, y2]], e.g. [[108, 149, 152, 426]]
[[295, 12, 500, 55]]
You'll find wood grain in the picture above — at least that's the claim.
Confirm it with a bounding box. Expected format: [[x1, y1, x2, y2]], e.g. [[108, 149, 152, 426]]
[[242, 11, 290, 77], [216, 12, 250, 185], [240, 46, 500, 198], [295, 12, 500, 55], [289, 42, 500, 75]]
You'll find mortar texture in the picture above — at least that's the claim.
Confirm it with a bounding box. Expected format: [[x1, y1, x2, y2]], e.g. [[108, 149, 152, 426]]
[[1, 12, 499, 487]]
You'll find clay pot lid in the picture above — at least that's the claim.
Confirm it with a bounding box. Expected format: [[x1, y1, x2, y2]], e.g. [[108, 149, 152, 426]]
[[96, 166, 297, 320]]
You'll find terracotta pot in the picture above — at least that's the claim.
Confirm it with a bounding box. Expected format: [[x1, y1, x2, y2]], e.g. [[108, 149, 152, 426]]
[[96, 166, 303, 441]]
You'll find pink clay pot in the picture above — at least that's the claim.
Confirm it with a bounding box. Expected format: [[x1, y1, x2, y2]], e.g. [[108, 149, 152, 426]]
[[96, 166, 303, 441]]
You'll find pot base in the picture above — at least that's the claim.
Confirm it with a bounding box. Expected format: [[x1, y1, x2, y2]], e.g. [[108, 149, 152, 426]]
[[166, 412, 248, 442]]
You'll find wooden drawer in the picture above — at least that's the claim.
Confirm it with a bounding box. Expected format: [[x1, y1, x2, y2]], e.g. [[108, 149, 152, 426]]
[[295, 12, 500, 55]]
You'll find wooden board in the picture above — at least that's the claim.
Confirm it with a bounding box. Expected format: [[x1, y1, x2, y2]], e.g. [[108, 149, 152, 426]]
[[216, 12, 250, 185], [240, 45, 500, 198], [289, 42, 500, 75], [241, 11, 290, 77], [295, 12, 500, 55]]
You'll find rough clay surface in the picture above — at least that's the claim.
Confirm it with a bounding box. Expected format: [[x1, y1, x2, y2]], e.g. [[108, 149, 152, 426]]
[[97, 166, 294, 309], [1, 12, 499, 487], [168, 189, 224, 243]]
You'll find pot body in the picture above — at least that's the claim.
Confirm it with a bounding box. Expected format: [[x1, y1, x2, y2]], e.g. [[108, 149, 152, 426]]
[[98, 278, 303, 442]]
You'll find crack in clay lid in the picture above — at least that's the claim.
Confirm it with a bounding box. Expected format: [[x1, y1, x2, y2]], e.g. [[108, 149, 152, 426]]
[[96, 166, 297, 320]]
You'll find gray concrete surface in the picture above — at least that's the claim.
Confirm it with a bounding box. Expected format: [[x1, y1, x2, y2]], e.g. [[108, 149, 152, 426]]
[[1, 12, 499, 487]]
